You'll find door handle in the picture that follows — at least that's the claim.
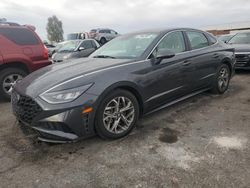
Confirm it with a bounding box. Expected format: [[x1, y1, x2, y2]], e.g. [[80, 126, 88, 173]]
[[182, 60, 191, 66], [212, 53, 219, 58]]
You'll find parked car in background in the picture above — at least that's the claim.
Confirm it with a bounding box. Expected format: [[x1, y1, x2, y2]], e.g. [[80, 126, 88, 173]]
[[0, 25, 51, 100], [52, 39, 100, 63], [89, 28, 119, 44], [218, 34, 234, 43], [227, 32, 250, 69], [44, 43, 56, 57], [12, 28, 235, 143], [67, 32, 89, 40]]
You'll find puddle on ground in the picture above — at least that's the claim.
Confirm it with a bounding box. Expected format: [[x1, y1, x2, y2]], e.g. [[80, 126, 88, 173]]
[[159, 127, 180, 144]]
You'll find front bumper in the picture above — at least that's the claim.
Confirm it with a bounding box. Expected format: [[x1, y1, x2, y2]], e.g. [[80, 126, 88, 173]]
[[11, 90, 98, 143], [235, 53, 250, 70]]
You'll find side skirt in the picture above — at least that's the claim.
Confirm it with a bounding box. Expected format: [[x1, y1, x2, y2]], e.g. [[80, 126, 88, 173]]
[[144, 88, 210, 116]]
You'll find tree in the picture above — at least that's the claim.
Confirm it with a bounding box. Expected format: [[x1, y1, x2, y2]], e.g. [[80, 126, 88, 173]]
[[46, 15, 64, 43], [0, 18, 7, 22]]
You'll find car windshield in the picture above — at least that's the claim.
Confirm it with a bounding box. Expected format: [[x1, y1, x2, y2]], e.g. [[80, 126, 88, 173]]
[[90, 33, 158, 59], [228, 33, 250, 44], [218, 35, 233, 42], [57, 40, 81, 52]]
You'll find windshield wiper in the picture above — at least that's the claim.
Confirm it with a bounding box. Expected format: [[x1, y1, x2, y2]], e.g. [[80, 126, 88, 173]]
[[93, 55, 116, 59]]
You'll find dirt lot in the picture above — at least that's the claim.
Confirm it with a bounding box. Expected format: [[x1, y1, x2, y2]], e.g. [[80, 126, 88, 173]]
[[0, 72, 250, 188]]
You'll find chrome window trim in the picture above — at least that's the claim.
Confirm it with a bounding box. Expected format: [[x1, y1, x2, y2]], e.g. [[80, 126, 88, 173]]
[[235, 52, 250, 55], [146, 29, 219, 60]]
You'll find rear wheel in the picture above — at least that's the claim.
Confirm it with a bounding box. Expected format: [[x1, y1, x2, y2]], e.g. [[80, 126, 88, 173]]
[[210, 64, 230, 94], [100, 37, 107, 45], [0, 68, 27, 100], [95, 89, 139, 139]]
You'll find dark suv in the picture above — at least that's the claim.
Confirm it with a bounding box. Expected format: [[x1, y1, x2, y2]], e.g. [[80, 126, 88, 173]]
[[0, 25, 51, 100]]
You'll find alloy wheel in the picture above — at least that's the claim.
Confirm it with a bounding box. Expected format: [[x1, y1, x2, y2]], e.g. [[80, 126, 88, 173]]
[[218, 67, 229, 92], [103, 96, 135, 134], [3, 74, 23, 94]]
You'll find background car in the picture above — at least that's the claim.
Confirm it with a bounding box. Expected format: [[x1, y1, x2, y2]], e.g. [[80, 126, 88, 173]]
[[227, 32, 250, 69], [217, 34, 234, 43], [12, 28, 235, 143], [218, 34, 234, 43], [44, 43, 56, 57], [52, 39, 100, 63], [0, 25, 51, 100], [89, 28, 119, 44], [67, 32, 89, 40]]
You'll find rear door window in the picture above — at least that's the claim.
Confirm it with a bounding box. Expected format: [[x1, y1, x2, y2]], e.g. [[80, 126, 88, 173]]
[[0, 27, 39, 45], [186, 31, 209, 50], [99, 30, 105, 33]]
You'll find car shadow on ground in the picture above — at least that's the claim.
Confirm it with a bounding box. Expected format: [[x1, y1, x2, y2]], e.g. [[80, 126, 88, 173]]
[[235, 70, 250, 75], [0, 99, 8, 104]]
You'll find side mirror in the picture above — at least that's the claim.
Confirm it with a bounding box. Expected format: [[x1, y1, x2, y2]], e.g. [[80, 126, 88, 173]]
[[151, 49, 175, 65], [78, 46, 85, 51], [156, 49, 175, 59]]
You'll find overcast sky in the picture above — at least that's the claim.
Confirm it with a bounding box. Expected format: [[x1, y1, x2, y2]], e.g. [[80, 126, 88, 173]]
[[1, 0, 250, 40]]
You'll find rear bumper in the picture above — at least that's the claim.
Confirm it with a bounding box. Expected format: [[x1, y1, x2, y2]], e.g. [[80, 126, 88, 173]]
[[30, 59, 52, 72]]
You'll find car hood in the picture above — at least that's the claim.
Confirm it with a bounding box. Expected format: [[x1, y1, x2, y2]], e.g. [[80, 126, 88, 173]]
[[15, 58, 133, 98], [230, 44, 250, 53]]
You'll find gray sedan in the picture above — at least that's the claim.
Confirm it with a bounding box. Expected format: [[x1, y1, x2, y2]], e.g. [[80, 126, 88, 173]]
[[52, 39, 100, 63], [12, 28, 235, 143]]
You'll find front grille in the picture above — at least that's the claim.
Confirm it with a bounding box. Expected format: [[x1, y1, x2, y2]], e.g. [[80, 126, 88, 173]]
[[12, 91, 42, 124], [235, 54, 250, 62]]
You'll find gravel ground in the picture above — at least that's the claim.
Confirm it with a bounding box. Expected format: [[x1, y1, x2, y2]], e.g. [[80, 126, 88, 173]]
[[0, 71, 250, 188]]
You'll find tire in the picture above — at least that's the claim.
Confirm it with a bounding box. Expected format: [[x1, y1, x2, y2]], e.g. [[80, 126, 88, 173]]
[[95, 89, 139, 139], [0, 68, 27, 101], [100, 37, 107, 45], [210, 64, 231, 94]]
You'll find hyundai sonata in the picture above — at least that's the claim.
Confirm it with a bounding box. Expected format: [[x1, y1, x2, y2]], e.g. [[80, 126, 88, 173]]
[[12, 28, 235, 143]]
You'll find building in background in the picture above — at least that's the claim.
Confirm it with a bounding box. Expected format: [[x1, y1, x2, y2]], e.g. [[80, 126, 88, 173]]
[[202, 21, 250, 36]]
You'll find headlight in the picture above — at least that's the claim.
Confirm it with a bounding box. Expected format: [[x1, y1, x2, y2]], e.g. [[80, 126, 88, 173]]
[[63, 54, 71, 59], [40, 83, 93, 104]]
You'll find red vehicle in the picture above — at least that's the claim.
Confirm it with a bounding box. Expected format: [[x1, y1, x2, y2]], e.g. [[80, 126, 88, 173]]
[[0, 25, 51, 100]]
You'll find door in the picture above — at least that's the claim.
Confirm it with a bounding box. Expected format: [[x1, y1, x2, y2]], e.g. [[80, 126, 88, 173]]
[[144, 31, 190, 110], [185, 31, 217, 90]]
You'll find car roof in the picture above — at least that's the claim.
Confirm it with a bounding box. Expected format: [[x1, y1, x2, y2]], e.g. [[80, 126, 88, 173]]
[[120, 28, 205, 36]]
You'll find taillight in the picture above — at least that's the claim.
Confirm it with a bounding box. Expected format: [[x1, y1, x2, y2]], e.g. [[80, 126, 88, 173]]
[[43, 45, 49, 59]]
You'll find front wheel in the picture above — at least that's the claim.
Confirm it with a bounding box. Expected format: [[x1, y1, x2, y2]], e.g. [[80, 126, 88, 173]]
[[210, 64, 231, 94], [95, 89, 139, 139]]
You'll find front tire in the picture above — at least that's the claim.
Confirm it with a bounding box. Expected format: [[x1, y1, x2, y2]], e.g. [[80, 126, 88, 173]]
[[95, 89, 139, 139], [0, 68, 27, 100], [210, 64, 230, 94]]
